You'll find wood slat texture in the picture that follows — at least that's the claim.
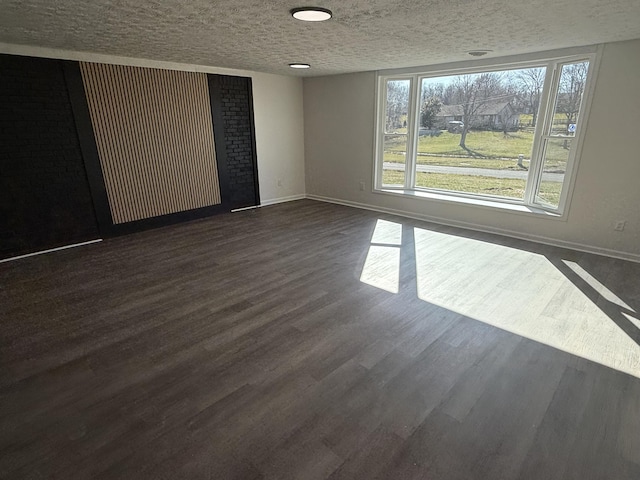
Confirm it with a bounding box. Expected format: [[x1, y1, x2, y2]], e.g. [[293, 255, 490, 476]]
[[80, 62, 221, 224], [1, 200, 639, 479]]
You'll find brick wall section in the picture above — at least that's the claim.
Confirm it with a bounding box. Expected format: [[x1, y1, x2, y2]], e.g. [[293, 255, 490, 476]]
[[0, 54, 99, 259], [217, 76, 258, 209]]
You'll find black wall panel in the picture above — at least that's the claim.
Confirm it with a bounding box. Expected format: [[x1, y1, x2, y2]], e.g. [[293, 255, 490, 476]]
[[209, 75, 260, 210], [0, 54, 99, 259]]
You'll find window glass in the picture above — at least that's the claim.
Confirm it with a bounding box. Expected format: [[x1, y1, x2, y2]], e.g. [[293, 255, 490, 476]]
[[532, 61, 589, 209], [548, 62, 589, 137], [376, 55, 593, 214], [535, 138, 571, 208], [382, 79, 410, 187], [415, 67, 545, 200]]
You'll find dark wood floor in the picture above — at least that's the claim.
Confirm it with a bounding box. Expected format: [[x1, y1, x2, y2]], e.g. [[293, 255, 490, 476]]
[[1, 199, 639, 479]]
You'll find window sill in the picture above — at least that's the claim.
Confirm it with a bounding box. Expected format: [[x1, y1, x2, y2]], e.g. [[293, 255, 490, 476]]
[[375, 188, 564, 219]]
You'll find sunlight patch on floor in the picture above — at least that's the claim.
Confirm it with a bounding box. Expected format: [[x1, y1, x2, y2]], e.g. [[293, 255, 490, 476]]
[[360, 219, 403, 293], [370, 219, 403, 246], [360, 246, 400, 293], [358, 218, 640, 378], [413, 227, 640, 379]]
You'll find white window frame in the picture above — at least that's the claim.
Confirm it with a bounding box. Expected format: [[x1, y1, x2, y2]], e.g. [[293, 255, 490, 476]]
[[374, 49, 600, 216]]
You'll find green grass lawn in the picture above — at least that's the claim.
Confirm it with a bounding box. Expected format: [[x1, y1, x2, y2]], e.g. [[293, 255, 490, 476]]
[[386, 130, 534, 157], [384, 130, 568, 171], [381, 170, 562, 206], [381, 129, 566, 206]]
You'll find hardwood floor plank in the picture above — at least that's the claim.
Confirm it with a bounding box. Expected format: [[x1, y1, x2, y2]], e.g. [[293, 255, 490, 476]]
[[516, 366, 595, 480], [1, 199, 639, 479]]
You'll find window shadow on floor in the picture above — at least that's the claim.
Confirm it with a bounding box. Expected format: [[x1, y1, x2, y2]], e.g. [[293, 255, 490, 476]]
[[545, 255, 640, 347]]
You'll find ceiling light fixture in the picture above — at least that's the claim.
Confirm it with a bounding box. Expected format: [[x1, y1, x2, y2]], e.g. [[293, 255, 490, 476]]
[[467, 50, 492, 57], [289, 63, 311, 69], [291, 7, 333, 22]]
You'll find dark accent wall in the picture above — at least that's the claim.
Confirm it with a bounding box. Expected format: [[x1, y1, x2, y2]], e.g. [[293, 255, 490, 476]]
[[0, 54, 99, 259], [210, 75, 260, 209], [0, 55, 261, 258]]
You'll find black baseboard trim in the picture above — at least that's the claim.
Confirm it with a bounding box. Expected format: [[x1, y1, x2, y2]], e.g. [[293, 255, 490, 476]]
[[107, 203, 230, 236]]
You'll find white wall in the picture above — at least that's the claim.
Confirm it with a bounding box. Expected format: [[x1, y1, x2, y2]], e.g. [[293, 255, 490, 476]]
[[251, 73, 305, 204], [0, 43, 306, 206], [303, 39, 640, 261]]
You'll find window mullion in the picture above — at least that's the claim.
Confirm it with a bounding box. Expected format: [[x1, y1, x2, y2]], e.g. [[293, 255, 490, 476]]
[[525, 62, 558, 206], [375, 78, 387, 190], [404, 76, 419, 189]]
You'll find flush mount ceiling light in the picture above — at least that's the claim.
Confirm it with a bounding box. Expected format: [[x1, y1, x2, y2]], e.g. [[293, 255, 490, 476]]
[[289, 63, 311, 69], [291, 7, 333, 22], [467, 50, 493, 57]]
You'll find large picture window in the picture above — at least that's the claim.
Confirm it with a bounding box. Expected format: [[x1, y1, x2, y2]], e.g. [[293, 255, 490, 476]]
[[375, 53, 596, 214]]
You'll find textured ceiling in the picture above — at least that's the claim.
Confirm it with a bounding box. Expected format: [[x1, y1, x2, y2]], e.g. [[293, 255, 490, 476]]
[[1, 0, 639, 76]]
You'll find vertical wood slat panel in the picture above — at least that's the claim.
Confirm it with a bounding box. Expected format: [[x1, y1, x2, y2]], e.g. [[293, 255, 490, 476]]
[[79, 62, 221, 224]]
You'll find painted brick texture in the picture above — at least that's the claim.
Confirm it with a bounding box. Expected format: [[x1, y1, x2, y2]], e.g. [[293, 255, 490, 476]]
[[217, 76, 258, 209]]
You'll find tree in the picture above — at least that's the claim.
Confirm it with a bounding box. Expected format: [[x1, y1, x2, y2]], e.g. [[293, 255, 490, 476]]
[[385, 80, 410, 132], [449, 73, 504, 149], [422, 82, 445, 102], [420, 96, 442, 129], [556, 62, 588, 130], [515, 67, 545, 127]]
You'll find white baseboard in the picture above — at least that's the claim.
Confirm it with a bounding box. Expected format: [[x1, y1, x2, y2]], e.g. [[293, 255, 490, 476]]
[[260, 194, 306, 207], [231, 205, 260, 212], [305, 194, 640, 263], [0, 239, 103, 264]]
